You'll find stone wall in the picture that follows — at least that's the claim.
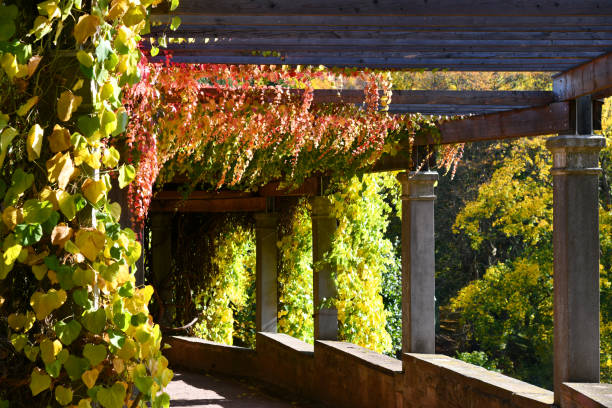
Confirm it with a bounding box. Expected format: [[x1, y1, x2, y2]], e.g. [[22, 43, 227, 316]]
[[164, 335, 563, 408]]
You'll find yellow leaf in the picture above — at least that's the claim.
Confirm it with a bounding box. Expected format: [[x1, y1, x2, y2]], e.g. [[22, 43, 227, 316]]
[[112, 357, 125, 374], [76, 50, 94, 68], [55, 385, 73, 406], [0, 126, 18, 167], [32, 263, 48, 280], [30, 368, 51, 396], [102, 147, 120, 167], [37, 0, 61, 18], [17, 96, 39, 116], [51, 223, 73, 247], [0, 53, 18, 79], [82, 178, 108, 204], [107, 0, 129, 21], [75, 228, 106, 262], [30, 288, 67, 320], [46, 152, 75, 190], [78, 399, 92, 408], [27, 124, 43, 161], [57, 190, 77, 220], [39, 187, 59, 210], [74, 14, 100, 44], [40, 338, 62, 363], [2, 206, 23, 230], [81, 368, 100, 389], [49, 124, 71, 152], [57, 90, 82, 122]]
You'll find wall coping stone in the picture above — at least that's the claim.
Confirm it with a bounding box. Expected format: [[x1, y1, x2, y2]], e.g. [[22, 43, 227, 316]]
[[257, 332, 314, 356], [405, 354, 554, 405], [316, 340, 403, 375], [170, 335, 256, 354], [561, 383, 612, 407]]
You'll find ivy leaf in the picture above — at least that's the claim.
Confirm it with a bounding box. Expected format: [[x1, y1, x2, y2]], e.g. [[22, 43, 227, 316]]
[[95, 39, 112, 63], [82, 308, 106, 334], [65, 355, 90, 380], [73, 267, 95, 288], [55, 320, 82, 345], [55, 385, 73, 406], [75, 228, 106, 262], [26, 124, 43, 161], [57, 191, 77, 221], [42, 211, 60, 234], [150, 46, 159, 57], [74, 14, 100, 44], [153, 393, 170, 408], [169, 0, 179, 11], [0, 127, 18, 168], [30, 289, 67, 320], [133, 364, 153, 394], [47, 152, 75, 190], [107, 329, 126, 348], [111, 108, 128, 136], [29, 368, 51, 396], [51, 223, 73, 247], [81, 368, 100, 389], [170, 16, 181, 31], [17, 96, 39, 116], [23, 199, 54, 224], [24, 344, 40, 361], [49, 125, 71, 152], [40, 338, 62, 363], [83, 343, 107, 366], [15, 223, 43, 246], [118, 281, 133, 298], [82, 178, 108, 205], [57, 90, 82, 122], [4, 169, 34, 206], [77, 115, 100, 138], [97, 383, 126, 408], [73, 288, 93, 309], [118, 164, 135, 189], [32, 264, 48, 280]]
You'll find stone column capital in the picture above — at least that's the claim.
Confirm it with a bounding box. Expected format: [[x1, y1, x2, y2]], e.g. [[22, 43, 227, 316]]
[[254, 212, 279, 229], [397, 171, 439, 201], [546, 135, 606, 176]]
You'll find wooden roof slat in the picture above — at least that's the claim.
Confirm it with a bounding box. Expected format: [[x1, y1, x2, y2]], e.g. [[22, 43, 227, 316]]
[[150, 197, 268, 212], [160, 0, 612, 17]]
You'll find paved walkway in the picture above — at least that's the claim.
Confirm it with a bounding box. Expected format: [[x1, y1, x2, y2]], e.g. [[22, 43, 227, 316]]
[[167, 370, 324, 408]]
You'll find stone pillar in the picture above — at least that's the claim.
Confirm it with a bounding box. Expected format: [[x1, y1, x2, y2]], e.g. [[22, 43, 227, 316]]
[[150, 213, 173, 324], [311, 196, 338, 340], [255, 213, 279, 333], [546, 135, 605, 404], [398, 171, 438, 354]]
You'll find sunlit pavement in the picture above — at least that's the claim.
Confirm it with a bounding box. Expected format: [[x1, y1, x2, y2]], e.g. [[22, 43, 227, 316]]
[[167, 370, 324, 408]]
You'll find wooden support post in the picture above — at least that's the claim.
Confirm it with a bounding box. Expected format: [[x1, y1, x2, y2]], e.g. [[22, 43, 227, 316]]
[[311, 195, 338, 340], [398, 171, 438, 354], [547, 129, 605, 403], [150, 213, 174, 325], [255, 212, 279, 333]]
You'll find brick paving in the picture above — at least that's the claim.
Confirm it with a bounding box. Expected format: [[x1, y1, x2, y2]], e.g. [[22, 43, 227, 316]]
[[167, 370, 323, 408]]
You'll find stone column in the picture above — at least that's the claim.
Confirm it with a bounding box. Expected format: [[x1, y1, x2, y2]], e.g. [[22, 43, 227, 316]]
[[255, 213, 279, 333], [398, 171, 438, 354], [150, 213, 173, 324], [546, 135, 605, 403], [311, 196, 338, 340]]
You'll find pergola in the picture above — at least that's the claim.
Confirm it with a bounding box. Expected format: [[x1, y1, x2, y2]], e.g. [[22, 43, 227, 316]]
[[146, 2, 612, 407]]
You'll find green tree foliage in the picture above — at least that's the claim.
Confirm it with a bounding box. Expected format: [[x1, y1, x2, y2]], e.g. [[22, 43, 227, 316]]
[[451, 103, 612, 386]]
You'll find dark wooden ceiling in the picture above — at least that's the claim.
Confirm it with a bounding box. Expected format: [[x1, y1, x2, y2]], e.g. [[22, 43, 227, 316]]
[[148, 0, 612, 71]]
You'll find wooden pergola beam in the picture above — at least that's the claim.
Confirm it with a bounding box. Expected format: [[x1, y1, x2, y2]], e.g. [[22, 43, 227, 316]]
[[553, 51, 612, 100], [427, 102, 572, 145], [150, 197, 268, 212]]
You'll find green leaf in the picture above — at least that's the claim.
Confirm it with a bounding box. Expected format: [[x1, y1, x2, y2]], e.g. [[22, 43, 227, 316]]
[[118, 164, 135, 189], [15, 223, 43, 246], [77, 115, 100, 139], [55, 320, 82, 345], [4, 169, 34, 206], [45, 358, 62, 378], [0, 19, 15, 41], [169, 0, 179, 11], [97, 383, 126, 408], [23, 199, 54, 224], [82, 308, 106, 334], [170, 16, 181, 31], [130, 313, 148, 326], [56, 265, 75, 290], [107, 329, 126, 348], [73, 288, 93, 309], [44, 255, 60, 271], [41, 211, 60, 234], [29, 368, 51, 396], [83, 343, 107, 366], [152, 392, 171, 408], [95, 39, 112, 63], [64, 354, 89, 381], [118, 281, 134, 298], [55, 385, 73, 406], [111, 109, 128, 136], [150, 46, 159, 57]]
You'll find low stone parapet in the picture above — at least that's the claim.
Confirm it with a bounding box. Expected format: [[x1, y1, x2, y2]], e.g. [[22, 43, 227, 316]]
[[402, 353, 554, 408], [560, 383, 612, 407]]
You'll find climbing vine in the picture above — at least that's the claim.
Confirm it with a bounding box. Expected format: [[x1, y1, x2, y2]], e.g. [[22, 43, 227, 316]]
[[0, 0, 172, 406]]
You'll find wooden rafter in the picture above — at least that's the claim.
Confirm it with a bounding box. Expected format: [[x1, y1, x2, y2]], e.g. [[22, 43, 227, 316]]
[[553, 52, 612, 100]]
